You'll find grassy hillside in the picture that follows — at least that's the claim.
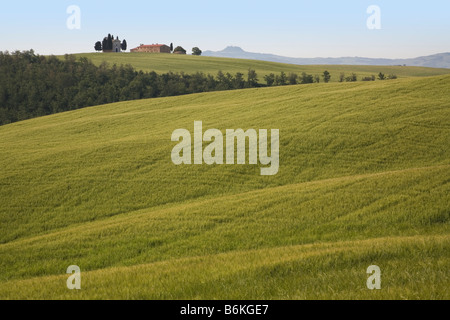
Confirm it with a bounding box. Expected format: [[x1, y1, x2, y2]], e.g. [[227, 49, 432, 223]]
[[0, 75, 449, 299], [72, 52, 450, 81]]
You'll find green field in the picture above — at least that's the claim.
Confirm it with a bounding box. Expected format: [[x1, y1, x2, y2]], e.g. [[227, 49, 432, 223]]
[[0, 73, 449, 299], [70, 52, 450, 81]]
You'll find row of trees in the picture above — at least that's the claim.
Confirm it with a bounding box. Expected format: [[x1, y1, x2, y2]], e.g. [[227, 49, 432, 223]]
[[338, 72, 397, 82], [263, 71, 331, 86], [0, 51, 398, 126], [261, 70, 398, 85]]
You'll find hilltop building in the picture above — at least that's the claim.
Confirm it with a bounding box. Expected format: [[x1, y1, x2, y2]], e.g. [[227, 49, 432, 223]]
[[98, 34, 127, 53], [131, 44, 171, 53], [111, 37, 122, 53]]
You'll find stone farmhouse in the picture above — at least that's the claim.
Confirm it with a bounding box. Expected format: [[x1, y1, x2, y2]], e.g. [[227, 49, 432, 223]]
[[131, 44, 171, 53]]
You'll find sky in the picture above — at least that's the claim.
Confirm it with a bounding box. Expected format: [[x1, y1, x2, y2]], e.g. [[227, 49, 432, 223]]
[[0, 0, 449, 59]]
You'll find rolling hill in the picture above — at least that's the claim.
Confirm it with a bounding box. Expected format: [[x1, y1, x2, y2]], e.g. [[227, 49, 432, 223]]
[[70, 52, 450, 81], [0, 74, 449, 299]]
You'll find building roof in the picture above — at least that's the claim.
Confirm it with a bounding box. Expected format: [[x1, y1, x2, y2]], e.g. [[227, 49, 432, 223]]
[[136, 44, 168, 48]]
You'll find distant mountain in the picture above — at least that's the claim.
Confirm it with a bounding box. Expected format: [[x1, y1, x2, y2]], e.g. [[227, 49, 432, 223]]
[[203, 46, 450, 69]]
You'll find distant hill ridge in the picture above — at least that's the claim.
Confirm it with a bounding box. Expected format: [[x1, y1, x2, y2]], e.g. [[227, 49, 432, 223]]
[[203, 46, 450, 69]]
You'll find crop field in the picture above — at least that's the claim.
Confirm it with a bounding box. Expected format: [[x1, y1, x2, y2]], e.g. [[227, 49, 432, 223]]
[[0, 74, 449, 299]]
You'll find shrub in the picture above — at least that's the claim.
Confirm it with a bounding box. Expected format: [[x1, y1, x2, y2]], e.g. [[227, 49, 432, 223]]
[[362, 75, 376, 81], [345, 73, 358, 82]]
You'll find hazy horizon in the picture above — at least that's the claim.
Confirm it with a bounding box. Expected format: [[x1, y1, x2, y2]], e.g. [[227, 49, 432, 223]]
[[203, 46, 450, 60]]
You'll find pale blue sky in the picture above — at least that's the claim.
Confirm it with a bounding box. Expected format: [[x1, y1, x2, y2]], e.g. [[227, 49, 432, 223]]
[[0, 0, 449, 58]]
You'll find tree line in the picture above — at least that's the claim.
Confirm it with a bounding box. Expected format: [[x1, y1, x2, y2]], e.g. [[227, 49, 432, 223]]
[[337, 72, 397, 82], [0, 50, 396, 126]]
